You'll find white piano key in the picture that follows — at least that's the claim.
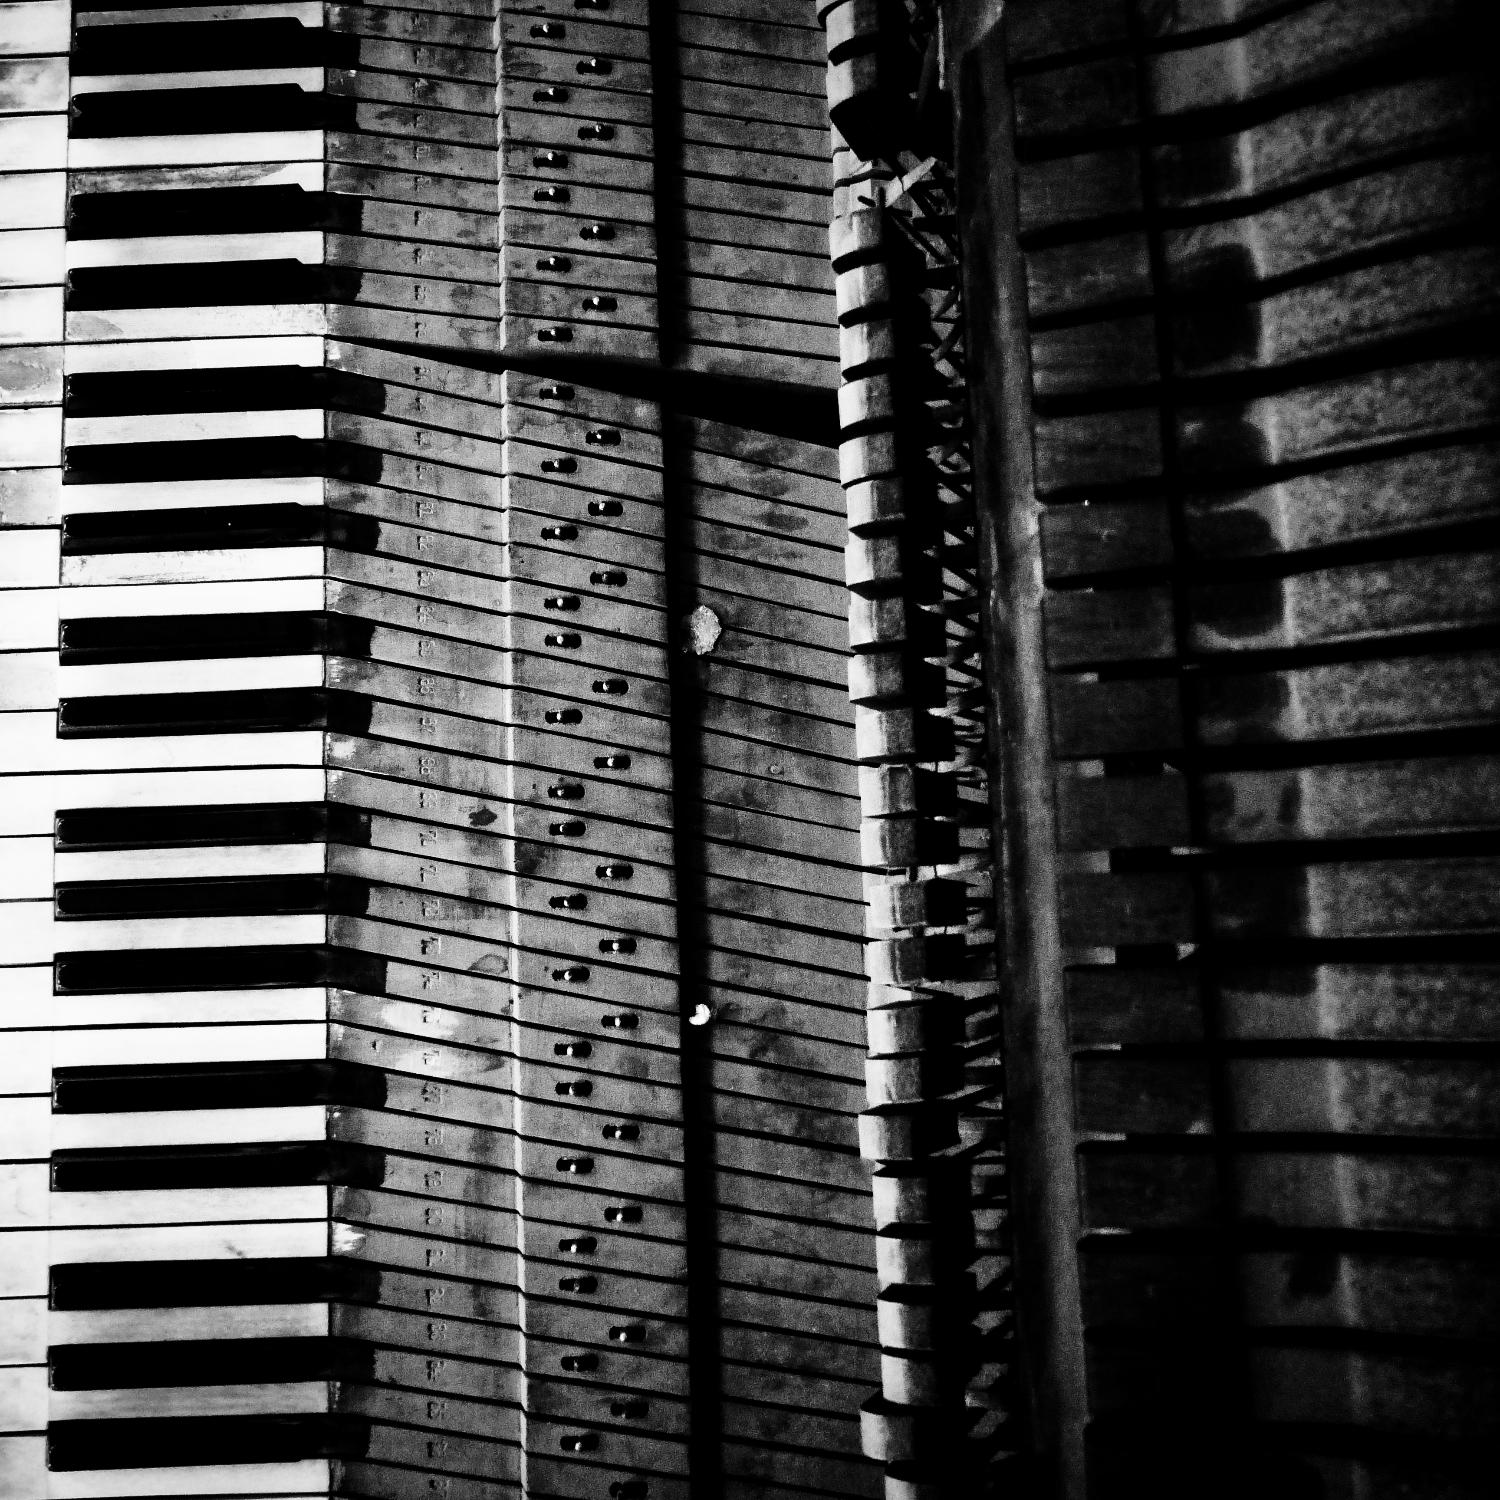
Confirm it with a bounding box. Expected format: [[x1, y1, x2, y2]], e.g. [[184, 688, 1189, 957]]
[[52, 1025, 327, 1071], [0, 1, 69, 55], [0, 173, 65, 233], [0, 529, 58, 587], [0, 468, 60, 527], [51, 1106, 330, 1151], [0, 906, 326, 965], [0, 837, 49, 898], [0, 1368, 43, 1434], [0, 590, 55, 648], [0, 116, 66, 172], [0, 766, 325, 835], [46, 1460, 331, 1499], [62, 546, 325, 588], [0, 285, 63, 344], [65, 336, 322, 373], [0, 1163, 48, 1227], [0, 1220, 326, 1297], [47, 1185, 330, 1230], [0, 1097, 47, 1160], [58, 575, 323, 617], [65, 408, 323, 444], [50, 1382, 330, 1420], [0, 229, 64, 288], [0, 1033, 49, 1096], [58, 843, 325, 883], [0, 1303, 43, 1366], [70, 160, 323, 196], [67, 302, 331, 342], [1, 988, 328, 1033], [67, 232, 324, 270], [0, 405, 59, 466], [0, 1439, 330, 1500], [0, 651, 53, 710], [77, 2, 323, 25], [0, 718, 324, 773], [49, 1302, 331, 1342], [71, 66, 324, 94], [58, 654, 323, 698], [70, 132, 325, 171]]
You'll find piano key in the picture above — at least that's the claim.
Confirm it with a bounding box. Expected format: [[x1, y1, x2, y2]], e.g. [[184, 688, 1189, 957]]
[[0, 1444, 330, 1499], [48, 1331, 356, 1383], [0, 172, 64, 233], [49, 1106, 331, 1150], [0, 344, 63, 409], [67, 302, 331, 342], [54, 656, 321, 698], [71, 64, 325, 93], [50, 1382, 329, 1420], [58, 843, 323, 884], [69, 129, 326, 169], [65, 224, 321, 266], [78, 2, 325, 25], [0, 228, 64, 286], [61, 545, 323, 586]]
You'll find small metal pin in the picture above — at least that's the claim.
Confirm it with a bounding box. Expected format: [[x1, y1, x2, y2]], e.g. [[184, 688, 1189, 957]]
[[558, 1275, 597, 1293], [608, 1324, 645, 1343], [534, 86, 569, 103], [536, 325, 573, 342], [559, 1235, 596, 1254], [594, 754, 630, 769], [547, 782, 584, 799], [550, 819, 586, 836], [553, 965, 590, 982], [550, 892, 588, 909], [536, 254, 571, 272], [604, 1205, 641, 1224], [580, 222, 615, 241], [539, 383, 574, 400], [534, 185, 570, 203], [599, 938, 635, 955], [597, 863, 632, 880], [591, 569, 626, 585], [577, 56, 611, 74], [602, 1122, 638, 1141], [531, 21, 564, 37], [542, 523, 578, 540], [588, 499, 623, 517], [582, 294, 616, 312], [585, 427, 621, 445], [555, 1078, 592, 1095], [578, 122, 614, 140], [592, 678, 628, 694], [545, 708, 583, 725], [540, 455, 577, 473], [559, 1433, 598, 1453], [557, 1155, 594, 1174], [601, 1012, 638, 1029], [544, 632, 582, 648], [555, 1040, 591, 1058], [560, 1353, 597, 1372], [544, 594, 580, 610]]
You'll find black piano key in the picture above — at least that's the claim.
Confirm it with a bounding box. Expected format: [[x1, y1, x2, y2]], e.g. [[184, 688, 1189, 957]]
[[52, 943, 385, 994], [66, 261, 351, 310], [62, 504, 326, 555], [58, 612, 334, 666], [64, 366, 380, 417], [54, 802, 328, 851], [70, 84, 356, 137], [51, 1256, 381, 1309], [52, 1059, 387, 1114], [62, 436, 338, 484], [67, 186, 352, 240], [54, 873, 333, 920], [70, 20, 357, 75], [46, 1414, 369, 1470], [49, 1141, 386, 1192], [49, 1336, 372, 1391], [56, 687, 332, 737]]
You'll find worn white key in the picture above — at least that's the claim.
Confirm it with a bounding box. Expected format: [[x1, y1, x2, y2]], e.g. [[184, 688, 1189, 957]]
[[0, 285, 63, 343], [48, 1184, 330, 1230], [0, 117, 66, 173], [0, 1438, 329, 1498], [0, 172, 65, 232], [0, 905, 326, 965], [67, 303, 331, 342], [66, 336, 322, 373], [0, 589, 56, 648], [71, 160, 323, 196], [0, 406, 59, 466], [62, 545, 324, 587], [0, 836, 48, 897], [0, 1302, 43, 1366], [50, 1382, 330, 1420], [47, 1460, 331, 1499], [52, 1025, 326, 1072], [0, 718, 324, 774], [70, 132, 325, 171], [0, 1368, 43, 1433], [67, 232, 324, 270], [65, 408, 322, 444], [0, 767, 324, 835], [49, 1301, 332, 1343], [51, 1107, 329, 1152], [0, 1, 69, 55], [58, 575, 323, 615], [0, 529, 57, 587], [0, 1098, 45, 1157], [58, 655, 323, 698], [77, 2, 323, 25], [0, 229, 64, 287], [0, 651, 52, 710], [72, 66, 324, 93], [0, 976, 327, 1032], [0, 1221, 326, 1297], [58, 843, 325, 883]]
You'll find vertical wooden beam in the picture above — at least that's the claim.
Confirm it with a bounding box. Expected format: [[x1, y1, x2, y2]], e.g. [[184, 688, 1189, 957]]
[[952, 19, 1088, 1499]]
